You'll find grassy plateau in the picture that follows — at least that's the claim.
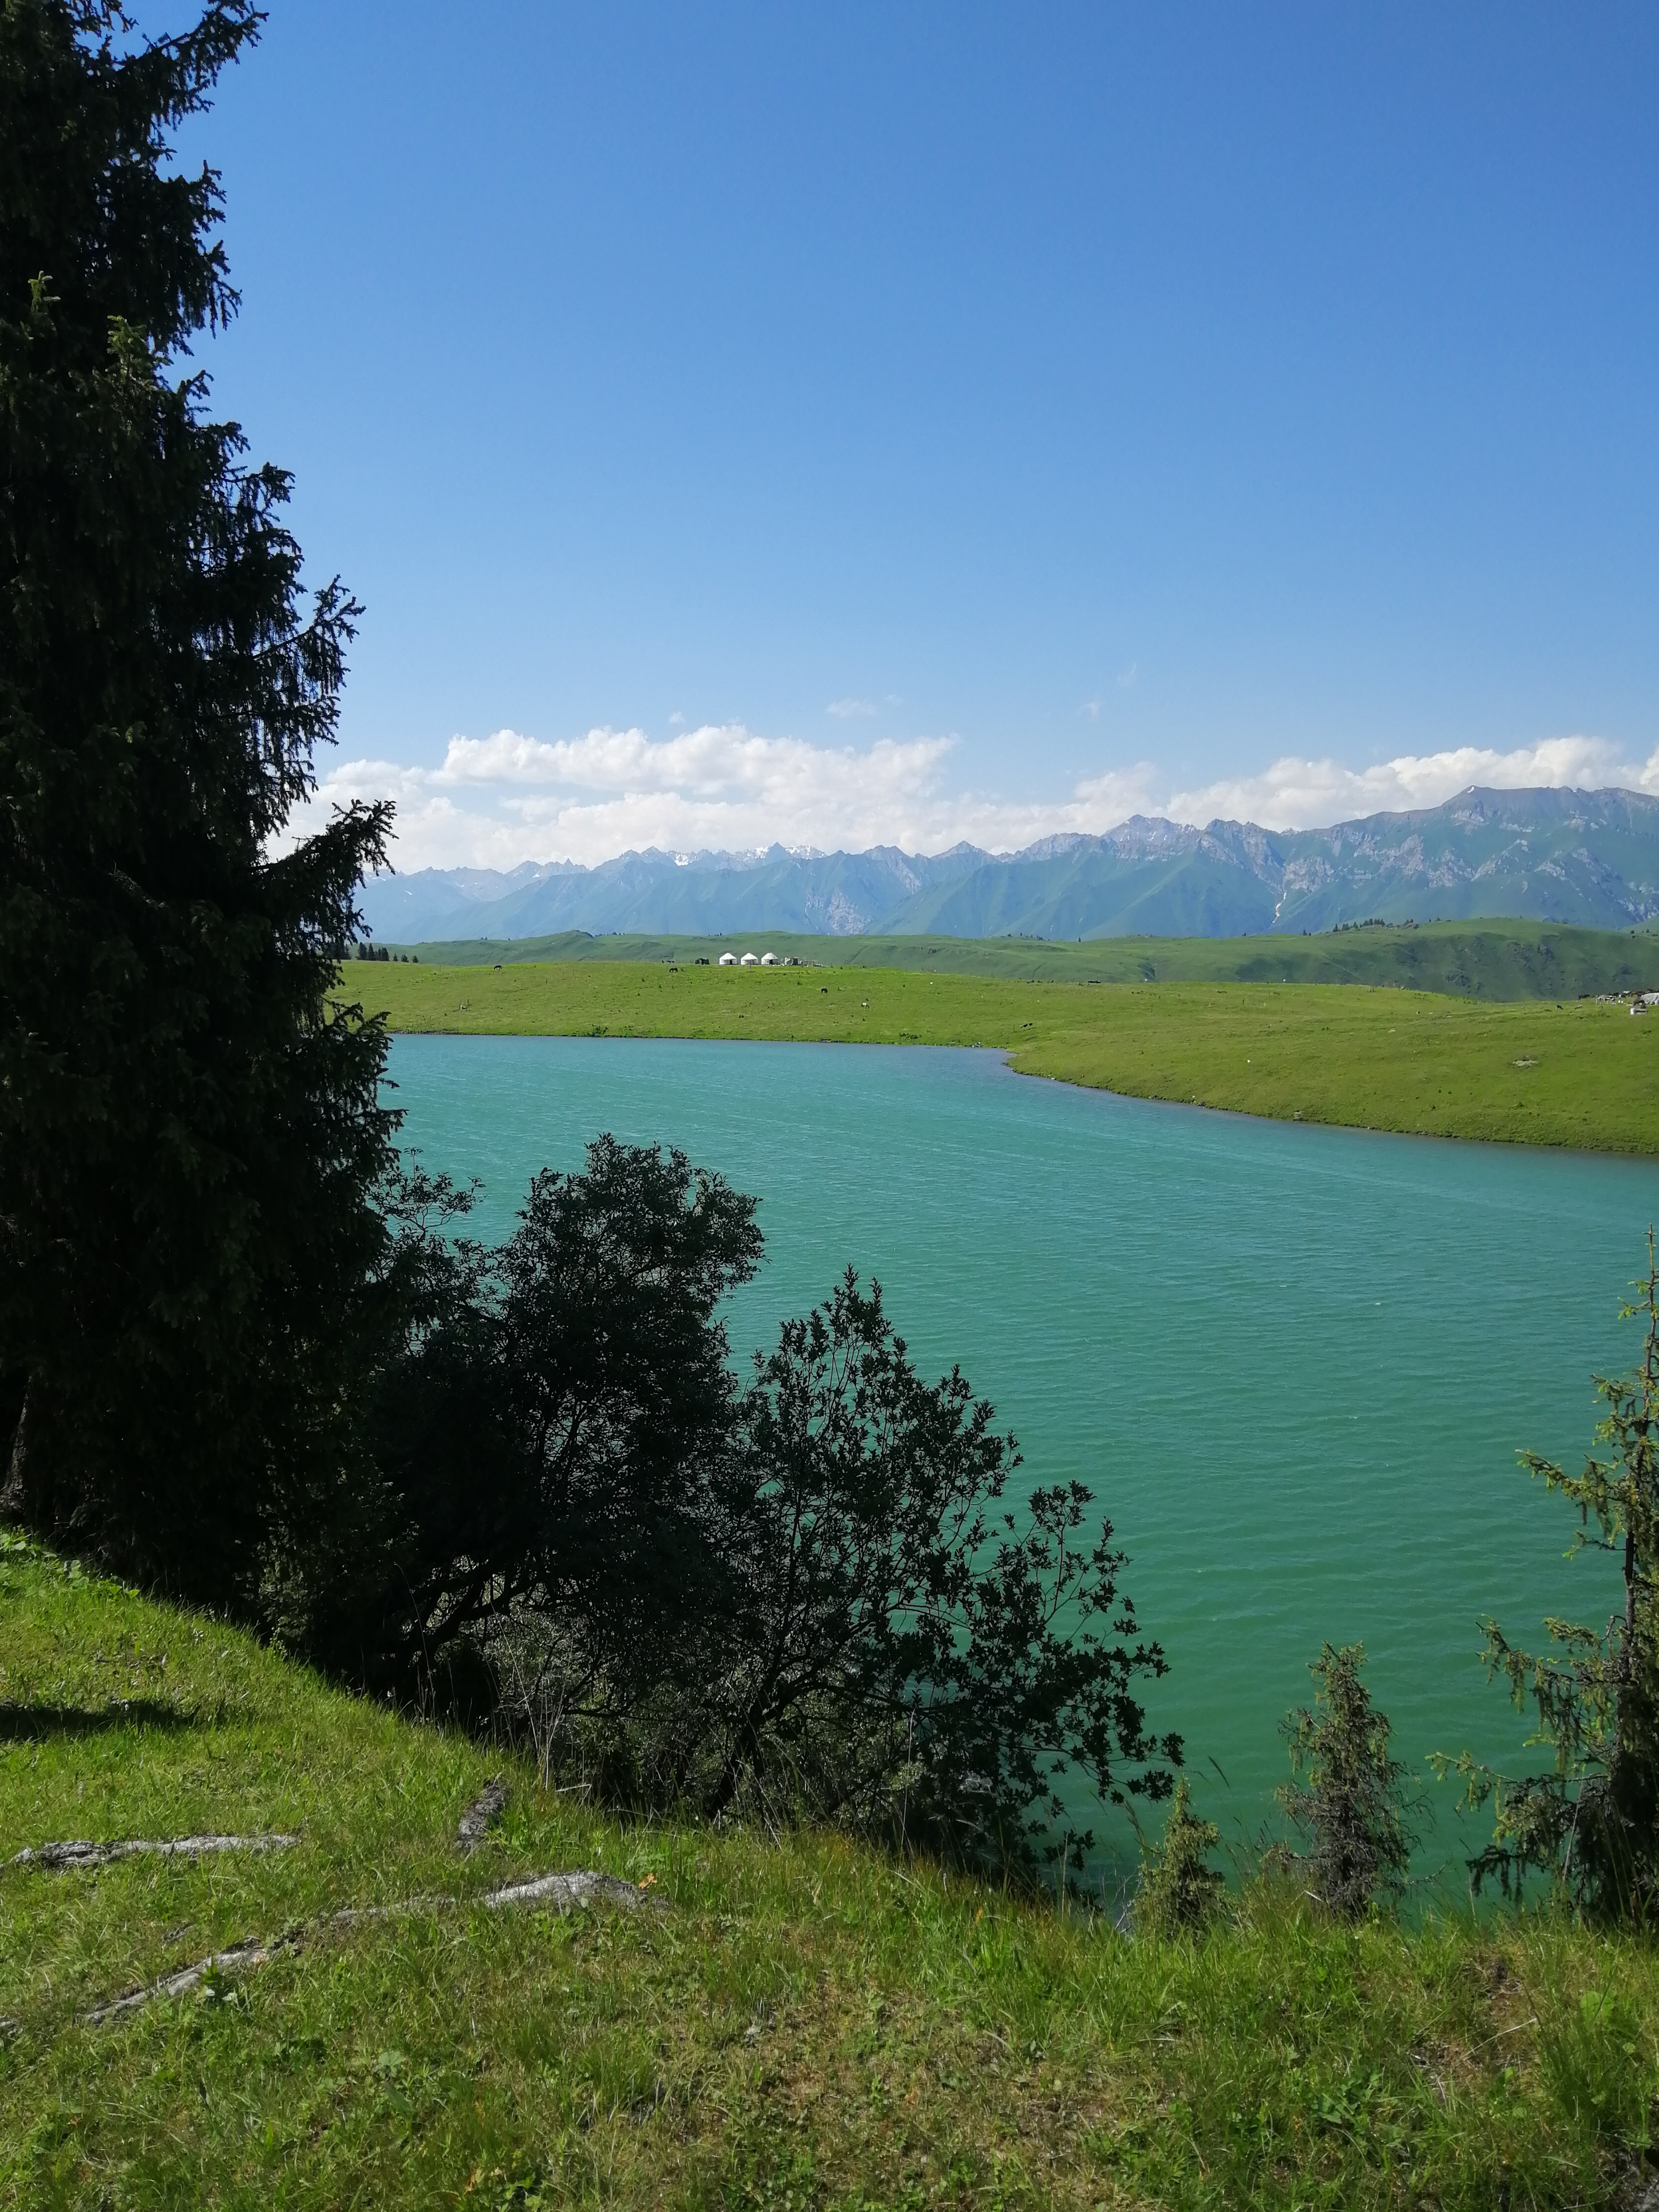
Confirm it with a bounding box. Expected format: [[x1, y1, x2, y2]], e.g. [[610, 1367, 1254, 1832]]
[[385, 921, 1659, 999], [351, 959, 1659, 1155], [3, 1533, 1658, 2209]]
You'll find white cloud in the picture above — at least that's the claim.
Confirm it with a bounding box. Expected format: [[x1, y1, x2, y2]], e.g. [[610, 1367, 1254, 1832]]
[[1169, 735, 1659, 832], [294, 723, 973, 870], [826, 697, 878, 719], [433, 722, 956, 806], [286, 722, 1659, 872]]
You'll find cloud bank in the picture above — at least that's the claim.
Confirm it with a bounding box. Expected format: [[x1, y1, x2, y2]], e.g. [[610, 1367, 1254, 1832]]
[[293, 723, 1659, 873]]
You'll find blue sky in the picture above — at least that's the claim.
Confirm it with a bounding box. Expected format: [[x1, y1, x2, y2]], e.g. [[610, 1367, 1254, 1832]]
[[166, 2, 1658, 866]]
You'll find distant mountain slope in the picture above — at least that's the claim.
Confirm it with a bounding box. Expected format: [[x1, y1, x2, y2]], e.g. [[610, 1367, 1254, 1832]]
[[892, 821, 1285, 938], [361, 842, 987, 942], [359, 785, 1659, 943], [1272, 785, 1659, 930]]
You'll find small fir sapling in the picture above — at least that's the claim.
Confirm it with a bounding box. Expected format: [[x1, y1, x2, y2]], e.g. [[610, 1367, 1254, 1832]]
[[1136, 1777, 1225, 1935], [1278, 1643, 1416, 1917]]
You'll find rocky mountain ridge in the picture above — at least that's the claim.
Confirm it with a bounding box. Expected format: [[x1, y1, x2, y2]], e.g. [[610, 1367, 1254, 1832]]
[[358, 785, 1659, 944]]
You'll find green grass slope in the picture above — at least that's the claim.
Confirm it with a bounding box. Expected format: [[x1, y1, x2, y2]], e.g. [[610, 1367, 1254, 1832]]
[[381, 920, 1659, 999], [354, 962, 1659, 1154], [3, 1535, 1657, 2208]]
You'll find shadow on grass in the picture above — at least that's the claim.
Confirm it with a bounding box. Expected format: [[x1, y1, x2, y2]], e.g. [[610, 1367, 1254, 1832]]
[[0, 1701, 193, 1742]]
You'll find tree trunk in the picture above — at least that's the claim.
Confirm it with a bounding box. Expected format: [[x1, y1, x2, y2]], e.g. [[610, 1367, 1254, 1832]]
[[0, 1378, 29, 1519]]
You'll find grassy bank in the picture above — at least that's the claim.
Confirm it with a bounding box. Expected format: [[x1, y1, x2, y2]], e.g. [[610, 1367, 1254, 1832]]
[[2, 1534, 1657, 2209], [353, 961, 1659, 1154], [383, 920, 1659, 999]]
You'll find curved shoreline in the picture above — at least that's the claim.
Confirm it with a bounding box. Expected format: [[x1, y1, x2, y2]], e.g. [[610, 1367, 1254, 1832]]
[[349, 961, 1659, 1156]]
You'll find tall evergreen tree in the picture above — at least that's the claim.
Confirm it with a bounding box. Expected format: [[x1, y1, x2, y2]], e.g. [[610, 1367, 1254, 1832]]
[[0, 2, 395, 1599]]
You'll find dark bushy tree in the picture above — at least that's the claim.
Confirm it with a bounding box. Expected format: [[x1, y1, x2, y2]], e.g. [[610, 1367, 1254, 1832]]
[[676, 1271, 1180, 1875], [1439, 1238, 1659, 1922], [327, 1186, 1177, 1877], [1278, 1643, 1416, 1917], [289, 1139, 763, 1710], [0, 2, 395, 1599]]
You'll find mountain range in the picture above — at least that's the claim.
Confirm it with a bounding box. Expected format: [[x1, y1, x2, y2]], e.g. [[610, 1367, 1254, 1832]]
[[359, 785, 1659, 945]]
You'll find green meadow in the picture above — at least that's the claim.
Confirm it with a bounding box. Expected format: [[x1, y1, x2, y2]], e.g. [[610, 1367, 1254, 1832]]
[[354, 959, 1659, 1154], [389, 919, 1659, 998], [4, 1534, 1657, 2210]]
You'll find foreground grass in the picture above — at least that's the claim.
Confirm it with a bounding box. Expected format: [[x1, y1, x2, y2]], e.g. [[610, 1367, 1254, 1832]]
[[3, 1539, 1657, 2208], [354, 961, 1659, 1154], [386, 921, 1659, 1001]]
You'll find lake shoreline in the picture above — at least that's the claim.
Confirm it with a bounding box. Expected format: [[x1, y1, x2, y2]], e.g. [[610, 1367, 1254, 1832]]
[[354, 961, 1659, 1155]]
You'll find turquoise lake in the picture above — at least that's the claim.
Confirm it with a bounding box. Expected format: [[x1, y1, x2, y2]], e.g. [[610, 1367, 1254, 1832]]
[[386, 1033, 1659, 1886]]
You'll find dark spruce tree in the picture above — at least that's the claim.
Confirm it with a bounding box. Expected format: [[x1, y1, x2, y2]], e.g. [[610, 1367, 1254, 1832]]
[[0, 2, 396, 1600]]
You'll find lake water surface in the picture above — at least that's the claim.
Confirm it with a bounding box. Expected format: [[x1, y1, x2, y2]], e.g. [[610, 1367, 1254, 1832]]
[[387, 1033, 1659, 1884]]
